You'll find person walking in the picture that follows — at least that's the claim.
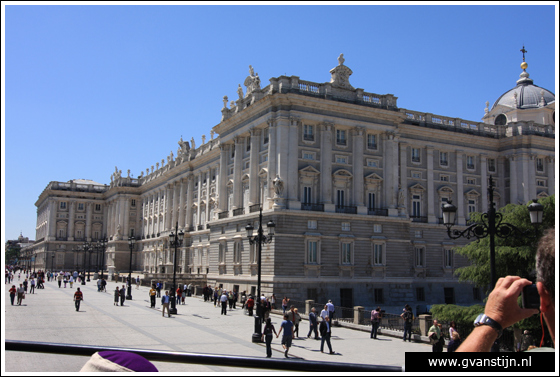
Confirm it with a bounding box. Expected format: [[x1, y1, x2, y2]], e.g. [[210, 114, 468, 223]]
[[136, 276, 140, 289], [371, 307, 381, 339], [282, 297, 289, 315], [114, 286, 120, 306], [57, 273, 63, 288], [246, 295, 254, 316], [277, 314, 294, 358], [181, 287, 186, 305], [101, 278, 107, 292], [320, 316, 334, 354], [307, 307, 319, 339], [149, 285, 157, 308], [9, 285, 17, 305], [261, 318, 278, 358], [23, 279, 28, 293], [119, 285, 126, 306], [161, 290, 171, 317], [176, 286, 182, 306], [156, 281, 162, 298], [401, 304, 413, 342], [17, 283, 25, 305], [29, 278, 35, 294], [74, 287, 84, 311], [220, 290, 228, 315], [326, 300, 335, 321], [69, 275, 74, 289], [428, 319, 442, 352], [288, 306, 301, 338]]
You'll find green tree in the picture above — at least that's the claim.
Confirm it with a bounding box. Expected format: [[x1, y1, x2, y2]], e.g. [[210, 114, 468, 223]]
[[5, 241, 22, 265], [454, 195, 555, 292]]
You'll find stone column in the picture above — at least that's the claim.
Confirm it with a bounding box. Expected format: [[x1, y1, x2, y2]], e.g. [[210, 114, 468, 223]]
[[547, 156, 555, 196], [186, 175, 194, 230], [249, 128, 260, 206], [526, 154, 536, 203], [456, 151, 465, 225], [48, 199, 57, 240], [267, 120, 277, 203], [509, 156, 518, 205], [172, 181, 179, 228], [218, 144, 229, 212], [287, 117, 300, 208], [121, 197, 128, 239], [399, 142, 408, 216], [178, 178, 186, 229], [426, 146, 435, 223], [165, 185, 173, 231], [205, 170, 211, 223], [68, 200, 76, 241], [353, 127, 365, 214], [232, 137, 243, 210], [480, 154, 488, 213], [320, 123, 333, 210], [86, 202, 92, 240], [276, 116, 290, 197]]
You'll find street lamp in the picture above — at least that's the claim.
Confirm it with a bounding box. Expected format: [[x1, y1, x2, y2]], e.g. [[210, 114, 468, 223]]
[[51, 253, 55, 277], [245, 207, 275, 343], [442, 176, 543, 288], [81, 241, 94, 282], [97, 237, 108, 280], [168, 222, 184, 315], [126, 236, 136, 300]]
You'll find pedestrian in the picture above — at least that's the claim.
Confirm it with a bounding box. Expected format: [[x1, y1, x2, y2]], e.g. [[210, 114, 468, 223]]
[[176, 286, 182, 306], [428, 319, 442, 352], [17, 283, 25, 305], [69, 275, 74, 288], [288, 306, 301, 338], [282, 297, 289, 314], [181, 287, 186, 305], [161, 290, 171, 317], [57, 273, 63, 288], [156, 281, 162, 298], [447, 321, 461, 352], [74, 287, 84, 311], [246, 295, 254, 316], [9, 285, 17, 305], [519, 330, 534, 352], [136, 276, 140, 289], [320, 316, 335, 354], [437, 322, 445, 352], [261, 318, 278, 358], [228, 290, 234, 310], [63, 276, 68, 288], [241, 291, 247, 309], [277, 314, 294, 358], [187, 283, 192, 297], [233, 290, 238, 309], [213, 288, 218, 307], [101, 278, 107, 292], [326, 300, 335, 321], [119, 285, 126, 306], [320, 305, 329, 323], [307, 307, 319, 339], [23, 279, 28, 293], [370, 307, 381, 339], [270, 294, 276, 309], [149, 285, 157, 308], [401, 304, 413, 342], [220, 290, 228, 315], [114, 286, 120, 306], [97, 279, 102, 292], [29, 278, 36, 294]]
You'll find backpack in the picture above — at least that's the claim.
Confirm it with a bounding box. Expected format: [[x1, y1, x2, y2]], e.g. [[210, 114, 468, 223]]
[[403, 311, 412, 323]]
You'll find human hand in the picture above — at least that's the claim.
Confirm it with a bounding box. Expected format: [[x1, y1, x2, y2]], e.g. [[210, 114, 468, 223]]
[[485, 276, 539, 329]]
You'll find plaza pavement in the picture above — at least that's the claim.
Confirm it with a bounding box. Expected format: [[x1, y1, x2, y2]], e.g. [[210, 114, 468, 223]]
[[4, 278, 432, 373]]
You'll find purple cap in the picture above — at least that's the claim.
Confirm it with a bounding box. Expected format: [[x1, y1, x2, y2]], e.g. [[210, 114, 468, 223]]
[[97, 351, 158, 372]]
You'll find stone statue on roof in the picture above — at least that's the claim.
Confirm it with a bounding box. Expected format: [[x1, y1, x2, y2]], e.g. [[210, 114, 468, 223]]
[[244, 65, 261, 96]]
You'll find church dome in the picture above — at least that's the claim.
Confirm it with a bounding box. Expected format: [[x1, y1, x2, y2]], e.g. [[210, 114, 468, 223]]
[[491, 62, 555, 110]]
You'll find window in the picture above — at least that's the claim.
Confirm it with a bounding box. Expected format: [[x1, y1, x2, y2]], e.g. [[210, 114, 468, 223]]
[[261, 154, 268, 163], [244, 161, 250, 170], [336, 190, 345, 207], [473, 287, 482, 301], [367, 159, 379, 168], [444, 288, 455, 304], [335, 155, 348, 164], [303, 124, 314, 141], [95, 204, 101, 211], [367, 134, 377, 150], [368, 193, 376, 210], [341, 222, 350, 231], [303, 151, 315, 160], [307, 240, 318, 264], [78, 203, 84, 211], [373, 224, 382, 233], [131, 199, 136, 207], [415, 247, 425, 267], [411, 148, 420, 163], [536, 158, 544, 172], [537, 179, 546, 187], [233, 242, 241, 264], [303, 186, 312, 204], [412, 195, 421, 217], [414, 230, 423, 238], [466, 155, 475, 170], [336, 129, 347, 146], [412, 171, 421, 179], [440, 175, 449, 182], [60, 202, 67, 210], [307, 220, 317, 230], [263, 128, 269, 145], [440, 152, 448, 167], [488, 158, 496, 173], [467, 177, 476, 185], [416, 287, 425, 301], [246, 138, 251, 151], [374, 288, 384, 304], [468, 199, 476, 217], [341, 243, 352, 265], [373, 243, 383, 265], [219, 243, 226, 264], [444, 249, 453, 268]]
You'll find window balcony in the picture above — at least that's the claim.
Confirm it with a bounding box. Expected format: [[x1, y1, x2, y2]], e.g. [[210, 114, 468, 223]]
[[232, 208, 245, 217], [367, 208, 388, 216], [218, 211, 229, 219], [335, 205, 357, 214], [411, 216, 428, 223], [249, 204, 261, 213], [301, 203, 325, 212]]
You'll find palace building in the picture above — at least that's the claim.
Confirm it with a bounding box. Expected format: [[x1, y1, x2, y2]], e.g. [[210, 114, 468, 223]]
[[25, 54, 555, 312]]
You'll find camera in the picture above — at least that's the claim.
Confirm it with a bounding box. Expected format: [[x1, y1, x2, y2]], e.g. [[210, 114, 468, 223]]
[[522, 284, 540, 309]]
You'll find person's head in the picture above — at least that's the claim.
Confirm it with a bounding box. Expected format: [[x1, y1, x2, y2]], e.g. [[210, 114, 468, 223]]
[[311, 307, 316, 313], [266, 318, 272, 326], [376, 307, 381, 311], [294, 308, 298, 313], [165, 290, 169, 295], [325, 316, 329, 322], [77, 287, 80, 291], [324, 305, 328, 310], [433, 319, 438, 326], [450, 321, 456, 329], [535, 227, 555, 345], [283, 314, 289, 320]]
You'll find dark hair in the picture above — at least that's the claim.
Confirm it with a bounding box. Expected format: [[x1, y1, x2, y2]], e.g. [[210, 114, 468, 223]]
[[536, 228, 555, 303], [450, 321, 456, 329]]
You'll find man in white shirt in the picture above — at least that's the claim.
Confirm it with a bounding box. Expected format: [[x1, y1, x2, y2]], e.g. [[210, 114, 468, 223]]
[[326, 300, 335, 321], [220, 291, 228, 315], [320, 304, 329, 323]]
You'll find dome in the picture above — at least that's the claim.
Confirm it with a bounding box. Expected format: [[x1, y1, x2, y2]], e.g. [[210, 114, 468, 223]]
[[491, 63, 555, 110]]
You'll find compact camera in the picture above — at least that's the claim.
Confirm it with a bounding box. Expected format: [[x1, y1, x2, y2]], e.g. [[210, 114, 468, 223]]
[[522, 284, 540, 309]]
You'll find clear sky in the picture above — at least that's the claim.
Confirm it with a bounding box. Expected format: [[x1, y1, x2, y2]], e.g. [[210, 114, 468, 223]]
[[2, 3, 557, 243]]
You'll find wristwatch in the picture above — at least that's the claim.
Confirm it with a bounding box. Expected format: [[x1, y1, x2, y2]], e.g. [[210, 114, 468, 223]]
[[473, 313, 503, 338]]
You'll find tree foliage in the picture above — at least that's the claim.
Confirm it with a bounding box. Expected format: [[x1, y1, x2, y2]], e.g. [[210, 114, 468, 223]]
[[430, 303, 484, 338], [454, 195, 555, 292]]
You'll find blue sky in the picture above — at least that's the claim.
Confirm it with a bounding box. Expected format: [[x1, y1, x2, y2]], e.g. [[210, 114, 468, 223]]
[[2, 3, 557, 242]]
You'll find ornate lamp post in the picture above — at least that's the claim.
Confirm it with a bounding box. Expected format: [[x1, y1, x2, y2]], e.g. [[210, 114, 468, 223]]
[[126, 236, 136, 300], [97, 237, 108, 280], [442, 176, 543, 288], [245, 207, 275, 343], [51, 253, 55, 275], [168, 222, 184, 315]]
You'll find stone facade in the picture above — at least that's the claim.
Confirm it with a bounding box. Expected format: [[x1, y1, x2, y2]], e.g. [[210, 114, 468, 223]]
[[25, 56, 555, 313]]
